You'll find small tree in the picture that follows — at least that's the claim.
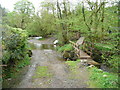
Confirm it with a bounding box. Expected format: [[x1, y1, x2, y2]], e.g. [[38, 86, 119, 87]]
[[13, 0, 35, 29]]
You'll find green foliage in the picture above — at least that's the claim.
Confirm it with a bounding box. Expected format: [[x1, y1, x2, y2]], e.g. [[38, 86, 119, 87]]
[[57, 44, 73, 52], [81, 4, 119, 72], [88, 67, 118, 88], [2, 27, 28, 64], [26, 13, 55, 37], [65, 59, 81, 77], [2, 26, 30, 79], [0, 1, 119, 89], [95, 43, 114, 51], [108, 55, 119, 72], [14, 0, 35, 15], [66, 59, 81, 69], [25, 1, 56, 37], [3, 0, 35, 29], [3, 12, 24, 28], [16, 54, 30, 68]]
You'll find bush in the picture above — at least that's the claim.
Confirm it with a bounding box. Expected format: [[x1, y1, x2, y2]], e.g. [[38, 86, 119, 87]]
[[108, 55, 119, 73], [57, 44, 73, 52], [2, 26, 30, 79], [84, 40, 119, 73]]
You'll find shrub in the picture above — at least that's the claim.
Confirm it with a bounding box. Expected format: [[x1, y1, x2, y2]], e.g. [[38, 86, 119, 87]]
[[57, 44, 73, 52], [108, 55, 119, 73], [2, 26, 30, 79], [84, 40, 119, 73]]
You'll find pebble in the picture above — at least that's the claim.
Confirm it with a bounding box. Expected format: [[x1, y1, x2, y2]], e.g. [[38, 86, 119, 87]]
[[53, 40, 58, 44], [88, 65, 94, 68], [8, 78, 11, 81], [103, 74, 108, 77], [81, 60, 87, 63]]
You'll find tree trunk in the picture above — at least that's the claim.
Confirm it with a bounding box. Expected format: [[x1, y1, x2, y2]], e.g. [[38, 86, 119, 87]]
[[57, 0, 68, 44]]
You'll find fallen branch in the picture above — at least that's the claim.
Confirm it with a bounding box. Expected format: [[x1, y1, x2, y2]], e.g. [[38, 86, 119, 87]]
[[0, 65, 7, 67]]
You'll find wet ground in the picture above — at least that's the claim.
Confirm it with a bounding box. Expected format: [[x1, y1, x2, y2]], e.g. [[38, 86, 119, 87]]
[[15, 37, 89, 88]]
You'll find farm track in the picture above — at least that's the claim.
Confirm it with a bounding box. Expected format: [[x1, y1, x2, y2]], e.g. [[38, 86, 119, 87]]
[[17, 38, 89, 88]]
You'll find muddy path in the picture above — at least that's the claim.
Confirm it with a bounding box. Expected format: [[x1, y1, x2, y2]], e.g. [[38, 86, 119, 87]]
[[16, 38, 89, 88]]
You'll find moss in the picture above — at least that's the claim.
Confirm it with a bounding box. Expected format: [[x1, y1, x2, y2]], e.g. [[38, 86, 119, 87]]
[[65, 59, 81, 79], [66, 61, 77, 69], [88, 67, 119, 88], [32, 66, 52, 78], [66, 59, 81, 69]]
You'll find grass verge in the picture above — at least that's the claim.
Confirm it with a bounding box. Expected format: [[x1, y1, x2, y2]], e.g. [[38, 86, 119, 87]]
[[32, 66, 52, 78], [88, 66, 119, 88], [57, 44, 73, 52], [65, 59, 81, 79]]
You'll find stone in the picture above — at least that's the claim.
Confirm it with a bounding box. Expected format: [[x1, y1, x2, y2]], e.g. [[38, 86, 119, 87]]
[[103, 74, 108, 77], [88, 65, 94, 68]]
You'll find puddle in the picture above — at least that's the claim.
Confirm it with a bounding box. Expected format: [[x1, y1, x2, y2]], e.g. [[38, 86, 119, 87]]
[[29, 42, 65, 62], [29, 42, 56, 50]]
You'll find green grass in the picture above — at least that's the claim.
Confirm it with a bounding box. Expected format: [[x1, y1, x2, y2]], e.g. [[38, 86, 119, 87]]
[[65, 59, 83, 79], [32, 66, 52, 78], [88, 67, 119, 88], [65, 59, 81, 74], [17, 55, 30, 69], [57, 44, 73, 52]]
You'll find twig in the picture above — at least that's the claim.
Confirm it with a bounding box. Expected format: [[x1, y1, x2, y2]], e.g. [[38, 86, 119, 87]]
[[0, 65, 7, 67]]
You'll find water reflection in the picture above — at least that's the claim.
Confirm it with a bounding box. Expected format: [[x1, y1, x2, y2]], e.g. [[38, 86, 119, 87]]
[[29, 42, 55, 50]]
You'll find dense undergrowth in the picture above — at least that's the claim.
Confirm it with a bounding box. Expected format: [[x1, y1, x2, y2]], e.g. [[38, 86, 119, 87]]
[[2, 26, 31, 80], [83, 33, 119, 73], [57, 40, 119, 88], [0, 0, 119, 88], [57, 44, 73, 52], [88, 66, 119, 88], [66, 59, 119, 88]]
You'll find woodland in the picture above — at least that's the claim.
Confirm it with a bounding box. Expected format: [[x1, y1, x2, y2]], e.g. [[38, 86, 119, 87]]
[[0, 0, 119, 88]]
